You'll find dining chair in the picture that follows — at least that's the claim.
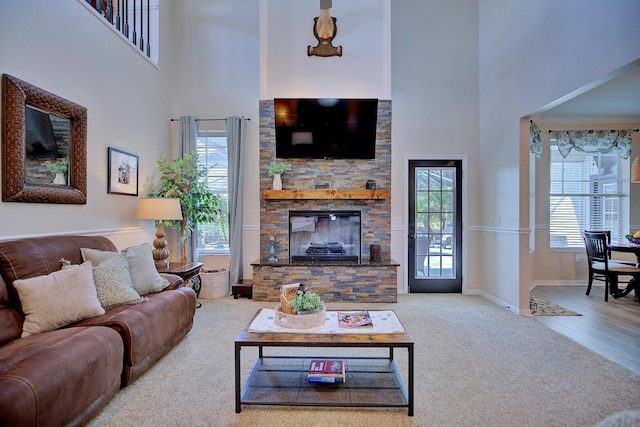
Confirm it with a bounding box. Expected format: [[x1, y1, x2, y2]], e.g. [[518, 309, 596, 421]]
[[582, 231, 640, 302], [583, 230, 630, 287]]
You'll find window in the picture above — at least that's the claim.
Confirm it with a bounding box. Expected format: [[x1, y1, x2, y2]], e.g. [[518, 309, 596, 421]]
[[549, 141, 629, 249], [196, 129, 229, 254]]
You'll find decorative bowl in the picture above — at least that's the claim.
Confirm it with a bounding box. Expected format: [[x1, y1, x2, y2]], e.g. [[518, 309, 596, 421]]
[[625, 235, 640, 244]]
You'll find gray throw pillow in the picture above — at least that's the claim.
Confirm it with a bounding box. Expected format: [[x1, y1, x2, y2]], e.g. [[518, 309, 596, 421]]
[[121, 243, 170, 295]]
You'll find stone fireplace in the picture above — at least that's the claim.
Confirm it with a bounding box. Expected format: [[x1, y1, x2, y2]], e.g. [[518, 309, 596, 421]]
[[252, 100, 398, 303]]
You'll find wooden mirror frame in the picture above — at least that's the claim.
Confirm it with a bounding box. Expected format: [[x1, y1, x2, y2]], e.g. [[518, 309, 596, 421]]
[[2, 74, 87, 204]]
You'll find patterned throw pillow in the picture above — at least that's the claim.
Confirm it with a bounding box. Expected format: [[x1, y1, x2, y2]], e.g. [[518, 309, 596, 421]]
[[93, 254, 146, 309], [13, 262, 105, 337]]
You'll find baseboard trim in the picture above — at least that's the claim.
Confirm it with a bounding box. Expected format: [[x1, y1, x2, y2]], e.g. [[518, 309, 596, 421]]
[[530, 280, 595, 291]]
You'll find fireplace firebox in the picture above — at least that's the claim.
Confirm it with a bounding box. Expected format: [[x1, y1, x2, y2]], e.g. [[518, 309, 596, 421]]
[[289, 210, 361, 263]]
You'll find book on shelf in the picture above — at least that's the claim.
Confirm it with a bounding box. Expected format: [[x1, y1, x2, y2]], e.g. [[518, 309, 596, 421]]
[[307, 359, 345, 383], [307, 376, 344, 383], [337, 311, 373, 328]]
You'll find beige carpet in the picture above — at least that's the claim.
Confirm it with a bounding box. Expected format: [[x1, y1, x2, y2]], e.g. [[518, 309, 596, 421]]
[[88, 294, 640, 427]]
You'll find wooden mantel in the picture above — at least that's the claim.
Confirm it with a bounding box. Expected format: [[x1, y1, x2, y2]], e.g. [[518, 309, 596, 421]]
[[262, 189, 390, 200]]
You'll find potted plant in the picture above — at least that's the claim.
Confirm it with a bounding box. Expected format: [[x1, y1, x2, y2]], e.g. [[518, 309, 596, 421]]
[[147, 151, 220, 264], [267, 161, 291, 190], [43, 158, 68, 185], [288, 288, 324, 315]]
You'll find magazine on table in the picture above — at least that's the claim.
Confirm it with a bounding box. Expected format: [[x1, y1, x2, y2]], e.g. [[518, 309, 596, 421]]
[[337, 311, 373, 328]]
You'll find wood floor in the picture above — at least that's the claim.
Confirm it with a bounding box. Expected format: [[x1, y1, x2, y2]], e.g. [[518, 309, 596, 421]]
[[530, 284, 640, 375]]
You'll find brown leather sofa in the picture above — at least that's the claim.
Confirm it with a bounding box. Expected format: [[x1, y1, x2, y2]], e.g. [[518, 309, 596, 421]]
[[0, 235, 197, 426]]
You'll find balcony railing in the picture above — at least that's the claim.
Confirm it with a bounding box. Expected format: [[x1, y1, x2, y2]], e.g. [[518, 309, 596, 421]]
[[83, 0, 158, 64]]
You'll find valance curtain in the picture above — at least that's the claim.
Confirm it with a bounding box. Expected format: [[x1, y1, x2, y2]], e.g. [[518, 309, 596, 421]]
[[529, 121, 638, 159], [180, 116, 198, 262], [226, 116, 245, 286]]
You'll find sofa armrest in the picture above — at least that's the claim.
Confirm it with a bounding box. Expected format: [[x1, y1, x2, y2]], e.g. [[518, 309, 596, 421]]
[[160, 273, 184, 290]]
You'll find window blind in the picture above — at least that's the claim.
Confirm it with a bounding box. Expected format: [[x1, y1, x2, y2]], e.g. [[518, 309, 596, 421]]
[[549, 143, 628, 248]]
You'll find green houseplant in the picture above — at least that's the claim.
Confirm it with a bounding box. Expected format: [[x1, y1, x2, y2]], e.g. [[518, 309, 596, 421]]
[[288, 289, 324, 314], [147, 151, 220, 263], [43, 158, 68, 174], [267, 161, 291, 176], [268, 161, 291, 190], [43, 158, 69, 185]]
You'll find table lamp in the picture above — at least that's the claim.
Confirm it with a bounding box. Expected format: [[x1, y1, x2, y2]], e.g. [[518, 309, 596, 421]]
[[137, 197, 183, 269]]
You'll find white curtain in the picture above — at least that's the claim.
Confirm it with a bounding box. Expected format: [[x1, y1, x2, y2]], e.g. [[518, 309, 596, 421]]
[[226, 116, 245, 285], [179, 115, 198, 262]]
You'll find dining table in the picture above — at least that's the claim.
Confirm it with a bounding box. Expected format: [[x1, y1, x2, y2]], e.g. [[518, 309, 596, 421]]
[[608, 241, 640, 299]]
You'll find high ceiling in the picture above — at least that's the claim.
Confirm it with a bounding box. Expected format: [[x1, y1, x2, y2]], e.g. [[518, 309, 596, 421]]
[[535, 62, 640, 119]]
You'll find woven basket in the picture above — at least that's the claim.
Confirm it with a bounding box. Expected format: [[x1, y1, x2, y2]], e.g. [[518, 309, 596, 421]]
[[274, 304, 326, 329], [199, 269, 229, 299]]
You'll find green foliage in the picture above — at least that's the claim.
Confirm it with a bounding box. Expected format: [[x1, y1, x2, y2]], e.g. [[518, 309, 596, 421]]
[[147, 151, 220, 240], [43, 158, 68, 174], [268, 161, 291, 176], [288, 290, 323, 313]]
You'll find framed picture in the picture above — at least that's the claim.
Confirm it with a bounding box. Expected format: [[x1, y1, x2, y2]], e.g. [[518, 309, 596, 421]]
[[313, 180, 332, 190], [107, 147, 138, 196]]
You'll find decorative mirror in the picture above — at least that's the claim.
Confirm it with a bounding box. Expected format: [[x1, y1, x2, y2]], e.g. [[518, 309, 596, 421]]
[[2, 74, 87, 204]]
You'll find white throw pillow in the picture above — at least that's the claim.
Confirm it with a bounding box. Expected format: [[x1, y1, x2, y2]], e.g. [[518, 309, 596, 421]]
[[93, 254, 146, 309], [121, 243, 170, 295], [13, 262, 105, 338]]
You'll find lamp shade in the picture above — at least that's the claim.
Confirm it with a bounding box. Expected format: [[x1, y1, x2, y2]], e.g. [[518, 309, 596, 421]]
[[632, 156, 640, 184], [137, 198, 183, 220]]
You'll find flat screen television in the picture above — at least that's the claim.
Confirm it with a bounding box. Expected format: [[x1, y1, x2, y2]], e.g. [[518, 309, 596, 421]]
[[274, 98, 378, 159]]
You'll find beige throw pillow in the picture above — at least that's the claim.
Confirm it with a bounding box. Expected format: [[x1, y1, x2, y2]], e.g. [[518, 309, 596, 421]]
[[92, 254, 146, 309], [13, 262, 105, 338], [81, 247, 118, 266], [121, 243, 170, 295]]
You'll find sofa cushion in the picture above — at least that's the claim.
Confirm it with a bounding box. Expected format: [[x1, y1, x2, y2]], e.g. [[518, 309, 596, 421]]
[[93, 255, 146, 309], [13, 262, 105, 337], [72, 286, 196, 385], [0, 326, 123, 426], [121, 243, 170, 294]]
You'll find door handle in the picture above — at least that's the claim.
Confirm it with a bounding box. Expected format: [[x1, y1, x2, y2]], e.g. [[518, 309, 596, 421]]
[[408, 234, 416, 239]]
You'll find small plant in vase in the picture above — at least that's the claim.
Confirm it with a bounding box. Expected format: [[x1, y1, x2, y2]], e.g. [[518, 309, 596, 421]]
[[268, 161, 291, 190], [43, 158, 68, 185], [288, 286, 324, 315]]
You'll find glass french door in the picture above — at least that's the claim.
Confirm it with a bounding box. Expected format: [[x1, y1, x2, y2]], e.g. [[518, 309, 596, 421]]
[[408, 160, 462, 292]]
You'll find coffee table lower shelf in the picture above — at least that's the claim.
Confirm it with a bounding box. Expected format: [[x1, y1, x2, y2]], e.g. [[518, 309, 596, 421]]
[[240, 356, 410, 413]]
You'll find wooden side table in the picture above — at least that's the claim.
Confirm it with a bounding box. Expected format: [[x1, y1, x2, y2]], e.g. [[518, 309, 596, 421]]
[[157, 262, 204, 305]]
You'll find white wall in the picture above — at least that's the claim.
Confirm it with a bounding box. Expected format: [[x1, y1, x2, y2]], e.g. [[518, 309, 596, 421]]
[[390, 1, 479, 293], [162, 0, 261, 276], [0, 0, 176, 250], [262, 0, 389, 99], [478, 0, 640, 311]]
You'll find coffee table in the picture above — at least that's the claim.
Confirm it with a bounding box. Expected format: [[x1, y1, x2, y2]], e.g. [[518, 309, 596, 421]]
[[234, 309, 414, 415]]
